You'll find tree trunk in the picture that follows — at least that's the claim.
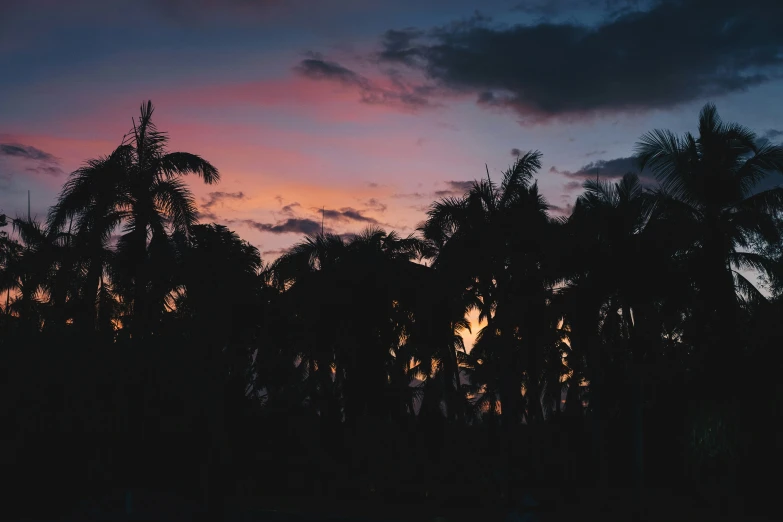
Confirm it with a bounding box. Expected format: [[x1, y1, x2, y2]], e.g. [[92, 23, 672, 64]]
[[588, 336, 608, 488], [622, 302, 645, 490], [131, 211, 149, 340], [81, 253, 103, 332], [525, 330, 544, 425]]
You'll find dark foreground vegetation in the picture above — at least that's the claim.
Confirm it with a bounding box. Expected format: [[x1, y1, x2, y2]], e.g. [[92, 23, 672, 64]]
[[1, 102, 782, 521]]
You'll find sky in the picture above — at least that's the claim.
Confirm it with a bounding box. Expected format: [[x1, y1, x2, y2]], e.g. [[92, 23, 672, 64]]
[[2, 0, 783, 262]]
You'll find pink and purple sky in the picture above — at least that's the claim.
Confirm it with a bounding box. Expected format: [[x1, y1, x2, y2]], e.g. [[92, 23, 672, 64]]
[[2, 0, 782, 259]]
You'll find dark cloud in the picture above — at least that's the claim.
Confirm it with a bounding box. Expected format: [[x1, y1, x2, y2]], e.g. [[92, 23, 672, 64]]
[[552, 156, 640, 180], [365, 198, 388, 212], [585, 149, 608, 157], [511, 148, 522, 156], [232, 217, 326, 235], [297, 56, 363, 85], [0, 143, 63, 176], [394, 180, 474, 200], [0, 143, 57, 162], [378, 28, 425, 65], [281, 202, 301, 214], [446, 180, 475, 192], [25, 165, 63, 176], [197, 191, 245, 221], [433, 180, 474, 197], [375, 0, 783, 120], [393, 179, 476, 200], [202, 191, 245, 210], [262, 248, 289, 258], [320, 207, 379, 224], [296, 55, 434, 110], [759, 129, 783, 146]]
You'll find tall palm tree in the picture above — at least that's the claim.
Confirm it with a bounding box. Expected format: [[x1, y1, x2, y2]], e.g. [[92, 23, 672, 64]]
[[422, 151, 555, 426], [271, 228, 433, 423], [422, 152, 558, 509], [635, 103, 783, 371], [49, 101, 219, 337], [49, 145, 132, 332], [565, 173, 688, 487]]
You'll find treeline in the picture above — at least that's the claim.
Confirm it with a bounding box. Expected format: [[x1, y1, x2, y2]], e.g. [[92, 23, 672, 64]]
[[1, 102, 782, 520]]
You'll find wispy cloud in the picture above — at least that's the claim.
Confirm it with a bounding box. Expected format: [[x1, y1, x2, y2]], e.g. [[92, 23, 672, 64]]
[[444, 180, 473, 193], [365, 198, 387, 212], [320, 206, 380, 224], [262, 247, 290, 258], [395, 179, 474, 200], [281, 202, 301, 215], [295, 54, 436, 112], [230, 217, 326, 235], [0, 142, 63, 176], [552, 155, 657, 192], [197, 191, 246, 221]]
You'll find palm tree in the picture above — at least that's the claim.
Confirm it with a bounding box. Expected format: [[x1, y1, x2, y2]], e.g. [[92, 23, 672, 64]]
[[635, 103, 783, 372], [0, 218, 80, 330], [421, 151, 555, 426], [565, 173, 689, 487], [422, 152, 560, 511], [12, 218, 81, 331], [270, 228, 433, 423], [48, 145, 132, 332], [49, 101, 219, 338]]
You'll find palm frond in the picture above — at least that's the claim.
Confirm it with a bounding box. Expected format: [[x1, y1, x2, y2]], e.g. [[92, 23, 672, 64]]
[[151, 178, 199, 233], [499, 150, 542, 206], [728, 251, 779, 279], [156, 152, 220, 184], [635, 128, 692, 199], [732, 270, 768, 310], [735, 144, 783, 196]]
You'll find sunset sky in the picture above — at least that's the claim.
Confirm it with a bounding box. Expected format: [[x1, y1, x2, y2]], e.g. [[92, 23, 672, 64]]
[[2, 0, 782, 260]]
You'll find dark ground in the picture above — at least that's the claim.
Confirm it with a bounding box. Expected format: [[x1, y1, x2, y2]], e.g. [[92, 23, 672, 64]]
[[12, 486, 773, 522]]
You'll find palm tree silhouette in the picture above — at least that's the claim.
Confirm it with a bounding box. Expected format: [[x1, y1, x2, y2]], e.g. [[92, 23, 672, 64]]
[[422, 151, 554, 426], [48, 145, 132, 332], [50, 101, 219, 338], [0, 218, 79, 330], [566, 172, 685, 488], [636, 103, 783, 372], [4, 100, 783, 520]]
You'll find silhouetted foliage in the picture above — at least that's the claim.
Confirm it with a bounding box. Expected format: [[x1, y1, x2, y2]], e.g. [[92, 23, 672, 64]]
[[2, 102, 781, 520]]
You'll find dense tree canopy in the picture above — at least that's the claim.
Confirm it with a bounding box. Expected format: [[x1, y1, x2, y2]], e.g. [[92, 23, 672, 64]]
[[2, 102, 782, 521]]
